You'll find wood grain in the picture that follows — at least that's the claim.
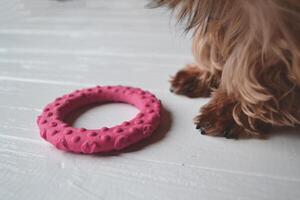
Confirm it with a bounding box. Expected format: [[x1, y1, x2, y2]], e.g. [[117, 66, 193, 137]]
[[0, 0, 299, 199]]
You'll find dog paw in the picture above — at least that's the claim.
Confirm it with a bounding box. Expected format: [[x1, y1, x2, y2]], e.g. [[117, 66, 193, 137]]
[[195, 113, 245, 139], [194, 103, 243, 138], [170, 64, 219, 98], [194, 91, 269, 139]]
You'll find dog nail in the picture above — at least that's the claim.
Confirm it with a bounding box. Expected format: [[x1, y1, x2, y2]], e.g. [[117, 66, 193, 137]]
[[223, 129, 231, 138], [225, 135, 231, 139], [169, 88, 174, 93], [198, 127, 206, 135], [224, 129, 236, 139], [196, 124, 201, 129]]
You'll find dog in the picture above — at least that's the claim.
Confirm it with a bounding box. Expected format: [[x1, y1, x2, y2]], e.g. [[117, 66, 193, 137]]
[[152, 0, 300, 138]]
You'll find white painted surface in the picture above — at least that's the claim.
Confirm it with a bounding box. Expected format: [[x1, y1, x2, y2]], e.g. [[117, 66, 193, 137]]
[[0, 1, 300, 200]]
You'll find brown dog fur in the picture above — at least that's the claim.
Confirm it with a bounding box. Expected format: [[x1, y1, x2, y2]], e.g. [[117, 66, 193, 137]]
[[152, 0, 300, 138]]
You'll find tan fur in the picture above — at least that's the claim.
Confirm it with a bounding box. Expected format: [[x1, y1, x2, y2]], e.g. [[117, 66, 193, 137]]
[[153, 0, 300, 137]]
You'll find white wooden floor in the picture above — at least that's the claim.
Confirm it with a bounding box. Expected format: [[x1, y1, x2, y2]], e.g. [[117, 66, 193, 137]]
[[1, 0, 300, 199]]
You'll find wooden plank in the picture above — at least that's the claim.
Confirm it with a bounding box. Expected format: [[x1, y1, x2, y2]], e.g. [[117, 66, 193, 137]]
[[0, 79, 299, 187], [0, 0, 300, 199], [1, 136, 299, 200]]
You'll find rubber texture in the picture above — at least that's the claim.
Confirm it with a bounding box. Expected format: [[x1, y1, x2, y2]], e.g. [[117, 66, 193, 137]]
[[36, 85, 161, 154]]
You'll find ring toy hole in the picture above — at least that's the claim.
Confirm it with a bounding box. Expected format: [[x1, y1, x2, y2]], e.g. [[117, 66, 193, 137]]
[[37, 85, 162, 154], [64, 103, 139, 129]]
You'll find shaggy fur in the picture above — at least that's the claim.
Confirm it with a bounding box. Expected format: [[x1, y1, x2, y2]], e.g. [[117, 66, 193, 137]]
[[152, 0, 300, 138]]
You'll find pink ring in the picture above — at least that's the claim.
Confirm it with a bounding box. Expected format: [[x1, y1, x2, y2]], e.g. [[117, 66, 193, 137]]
[[36, 85, 161, 154]]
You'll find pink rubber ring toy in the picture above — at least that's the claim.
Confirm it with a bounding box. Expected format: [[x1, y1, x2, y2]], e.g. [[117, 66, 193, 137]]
[[36, 85, 161, 154]]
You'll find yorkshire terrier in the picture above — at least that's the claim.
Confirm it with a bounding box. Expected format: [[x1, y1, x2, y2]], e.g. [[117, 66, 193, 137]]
[[152, 0, 300, 138]]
